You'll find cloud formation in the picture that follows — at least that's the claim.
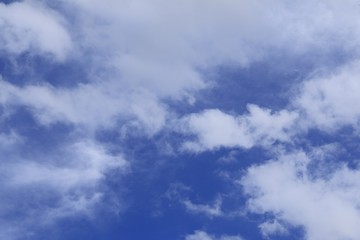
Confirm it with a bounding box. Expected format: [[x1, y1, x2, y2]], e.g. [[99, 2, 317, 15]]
[[2, 0, 360, 239], [242, 150, 360, 240], [296, 60, 360, 131], [182, 196, 223, 217], [185, 230, 243, 240], [180, 105, 298, 151], [0, 1, 72, 60], [0, 79, 167, 134], [0, 139, 127, 237]]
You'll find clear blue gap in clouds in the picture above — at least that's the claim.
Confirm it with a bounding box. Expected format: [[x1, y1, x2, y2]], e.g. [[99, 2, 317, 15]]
[[1, 105, 75, 157], [0, 0, 16, 4], [0, 54, 89, 87], [167, 48, 354, 117]]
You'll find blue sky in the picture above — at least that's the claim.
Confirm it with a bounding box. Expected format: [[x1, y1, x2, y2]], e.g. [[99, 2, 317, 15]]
[[1, 1, 360, 240]]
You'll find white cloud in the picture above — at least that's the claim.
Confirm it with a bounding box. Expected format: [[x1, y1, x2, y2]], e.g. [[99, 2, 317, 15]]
[[181, 105, 298, 152], [218, 150, 239, 163], [7, 141, 127, 191], [242, 151, 360, 240], [296, 60, 360, 131], [185, 230, 243, 240], [1, 0, 359, 137], [182, 196, 223, 217], [0, 139, 128, 237], [64, 0, 360, 60], [0, 1, 72, 60], [259, 220, 288, 238], [49, 0, 360, 102], [0, 79, 167, 135], [186, 231, 214, 240]]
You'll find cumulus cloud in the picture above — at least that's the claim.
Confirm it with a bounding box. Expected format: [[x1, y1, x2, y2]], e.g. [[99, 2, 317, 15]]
[[180, 105, 298, 151], [296, 60, 360, 131], [179, 47, 360, 155], [42, 0, 360, 103], [0, 1, 72, 60], [242, 151, 360, 240], [1, 0, 359, 136]]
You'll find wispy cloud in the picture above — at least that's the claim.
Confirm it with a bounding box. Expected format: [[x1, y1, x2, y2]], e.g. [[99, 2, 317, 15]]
[[182, 196, 223, 217], [185, 230, 244, 240]]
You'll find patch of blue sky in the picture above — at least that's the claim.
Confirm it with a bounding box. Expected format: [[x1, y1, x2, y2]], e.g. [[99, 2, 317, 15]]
[[0, 53, 89, 87]]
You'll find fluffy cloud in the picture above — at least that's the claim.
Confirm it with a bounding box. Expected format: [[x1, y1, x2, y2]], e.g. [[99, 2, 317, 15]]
[[242, 151, 360, 240], [2, 0, 360, 135], [47, 0, 360, 103], [180, 55, 360, 154], [181, 105, 298, 151], [296, 60, 360, 131], [0, 1, 72, 60]]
